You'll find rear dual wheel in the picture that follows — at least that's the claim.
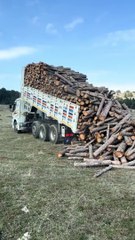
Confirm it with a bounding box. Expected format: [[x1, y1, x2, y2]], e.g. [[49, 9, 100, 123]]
[[32, 121, 60, 144], [49, 125, 60, 144], [39, 123, 49, 141], [32, 121, 41, 138]]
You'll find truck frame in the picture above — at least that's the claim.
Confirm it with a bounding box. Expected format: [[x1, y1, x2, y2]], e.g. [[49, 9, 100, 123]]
[[12, 85, 80, 144]]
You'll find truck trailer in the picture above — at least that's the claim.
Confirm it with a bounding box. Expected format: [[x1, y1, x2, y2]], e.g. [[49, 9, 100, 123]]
[[12, 83, 80, 144]]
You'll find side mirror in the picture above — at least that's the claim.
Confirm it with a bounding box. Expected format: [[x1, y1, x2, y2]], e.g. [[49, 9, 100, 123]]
[[9, 104, 13, 112]]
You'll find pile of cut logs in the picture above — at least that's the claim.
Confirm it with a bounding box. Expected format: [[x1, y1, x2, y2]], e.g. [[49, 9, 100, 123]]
[[24, 62, 135, 175]]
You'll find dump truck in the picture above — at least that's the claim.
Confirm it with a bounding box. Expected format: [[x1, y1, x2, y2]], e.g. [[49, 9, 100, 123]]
[[12, 72, 80, 144]]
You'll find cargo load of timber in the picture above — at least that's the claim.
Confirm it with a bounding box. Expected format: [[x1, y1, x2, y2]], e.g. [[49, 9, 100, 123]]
[[24, 62, 135, 166]]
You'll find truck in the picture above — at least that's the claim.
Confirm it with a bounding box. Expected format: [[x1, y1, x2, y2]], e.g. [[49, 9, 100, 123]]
[[12, 78, 80, 144]]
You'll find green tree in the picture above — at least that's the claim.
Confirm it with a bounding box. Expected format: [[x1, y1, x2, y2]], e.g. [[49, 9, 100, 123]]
[[0, 88, 20, 104]]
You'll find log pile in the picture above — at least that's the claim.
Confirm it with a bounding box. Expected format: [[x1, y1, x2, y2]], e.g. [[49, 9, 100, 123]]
[[24, 62, 135, 174]]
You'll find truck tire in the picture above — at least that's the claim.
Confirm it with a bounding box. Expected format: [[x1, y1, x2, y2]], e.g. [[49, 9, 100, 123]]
[[49, 124, 60, 144], [32, 121, 41, 138], [39, 123, 49, 141], [13, 121, 20, 133]]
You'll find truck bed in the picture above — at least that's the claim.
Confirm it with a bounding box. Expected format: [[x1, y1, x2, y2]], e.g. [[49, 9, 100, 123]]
[[21, 86, 80, 133]]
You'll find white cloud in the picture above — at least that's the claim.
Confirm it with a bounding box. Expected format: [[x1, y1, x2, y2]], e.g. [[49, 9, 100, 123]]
[[96, 29, 135, 47], [64, 17, 84, 31], [46, 23, 58, 35], [0, 46, 36, 60]]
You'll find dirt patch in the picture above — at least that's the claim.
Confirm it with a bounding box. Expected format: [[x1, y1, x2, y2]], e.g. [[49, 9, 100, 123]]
[[0, 157, 8, 160]]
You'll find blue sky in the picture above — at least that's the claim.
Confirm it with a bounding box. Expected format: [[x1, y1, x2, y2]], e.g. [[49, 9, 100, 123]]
[[0, 0, 135, 91]]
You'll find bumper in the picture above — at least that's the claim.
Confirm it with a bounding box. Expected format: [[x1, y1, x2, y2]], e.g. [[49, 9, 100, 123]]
[[18, 122, 32, 131]]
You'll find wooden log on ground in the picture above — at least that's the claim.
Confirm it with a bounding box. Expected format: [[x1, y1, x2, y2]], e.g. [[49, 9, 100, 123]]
[[69, 147, 88, 154], [94, 165, 135, 178], [68, 157, 83, 160], [126, 153, 135, 161], [114, 141, 127, 158], [89, 144, 93, 158], [94, 165, 113, 177], [124, 159, 135, 166], [120, 156, 128, 164], [74, 159, 112, 167]]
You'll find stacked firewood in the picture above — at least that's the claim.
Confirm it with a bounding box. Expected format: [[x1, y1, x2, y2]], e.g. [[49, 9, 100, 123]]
[[24, 62, 135, 172]]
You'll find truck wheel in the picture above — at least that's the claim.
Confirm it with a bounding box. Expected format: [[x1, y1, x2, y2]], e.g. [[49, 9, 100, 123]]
[[13, 121, 20, 133], [32, 121, 41, 138], [39, 123, 49, 141], [49, 125, 60, 144]]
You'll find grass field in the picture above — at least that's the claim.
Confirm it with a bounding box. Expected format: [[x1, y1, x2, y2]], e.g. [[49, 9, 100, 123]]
[[0, 105, 135, 240]]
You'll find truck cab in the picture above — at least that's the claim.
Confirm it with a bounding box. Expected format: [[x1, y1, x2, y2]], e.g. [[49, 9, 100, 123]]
[[12, 98, 33, 132]]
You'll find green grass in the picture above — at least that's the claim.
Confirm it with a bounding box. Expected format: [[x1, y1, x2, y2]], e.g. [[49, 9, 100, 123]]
[[0, 105, 135, 240]]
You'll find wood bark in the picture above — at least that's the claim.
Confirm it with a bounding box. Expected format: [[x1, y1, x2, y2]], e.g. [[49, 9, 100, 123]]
[[99, 100, 113, 121], [93, 134, 118, 158], [74, 159, 112, 167]]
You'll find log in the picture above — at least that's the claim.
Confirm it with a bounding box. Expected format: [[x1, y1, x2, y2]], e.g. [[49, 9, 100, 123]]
[[96, 117, 115, 126], [83, 109, 94, 116], [124, 159, 135, 166], [89, 144, 93, 158], [110, 165, 135, 169], [100, 151, 113, 159], [111, 160, 121, 165], [94, 165, 135, 178], [111, 114, 131, 133], [65, 152, 89, 157], [57, 149, 69, 158], [125, 140, 135, 157], [90, 125, 107, 134], [106, 124, 110, 141], [55, 72, 73, 86], [124, 136, 132, 146], [94, 165, 113, 177], [131, 135, 135, 141], [93, 134, 118, 158], [68, 157, 83, 160], [122, 103, 130, 111], [74, 159, 112, 167], [64, 85, 76, 95], [120, 156, 127, 164], [114, 141, 127, 158], [96, 97, 106, 116], [79, 133, 86, 141], [125, 148, 135, 158], [76, 89, 81, 97], [69, 147, 88, 154], [99, 100, 113, 121], [99, 155, 113, 160], [126, 153, 135, 161]]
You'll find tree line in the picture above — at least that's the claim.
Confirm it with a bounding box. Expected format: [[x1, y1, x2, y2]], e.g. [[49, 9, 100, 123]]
[[0, 88, 20, 105], [117, 98, 135, 109]]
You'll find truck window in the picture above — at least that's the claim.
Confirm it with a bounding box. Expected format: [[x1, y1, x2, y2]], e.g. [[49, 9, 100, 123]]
[[12, 103, 16, 112]]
